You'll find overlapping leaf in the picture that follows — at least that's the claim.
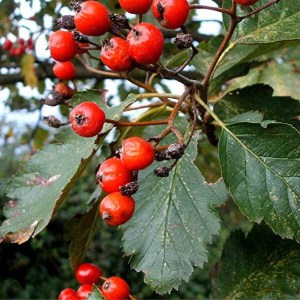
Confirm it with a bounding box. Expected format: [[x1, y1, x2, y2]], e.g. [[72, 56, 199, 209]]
[[122, 139, 228, 294], [217, 225, 300, 299], [0, 92, 138, 244], [219, 122, 300, 242]]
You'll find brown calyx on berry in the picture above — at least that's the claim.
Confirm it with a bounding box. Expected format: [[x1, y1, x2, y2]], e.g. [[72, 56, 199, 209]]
[[174, 33, 193, 49], [70, 0, 83, 13], [96, 170, 103, 182], [73, 30, 90, 44], [155, 150, 170, 162], [166, 143, 186, 159], [120, 181, 139, 196], [109, 13, 131, 30], [102, 211, 111, 221], [75, 114, 86, 125], [43, 115, 62, 128], [156, 2, 165, 20], [40, 91, 65, 106], [54, 15, 76, 30], [154, 166, 170, 177]]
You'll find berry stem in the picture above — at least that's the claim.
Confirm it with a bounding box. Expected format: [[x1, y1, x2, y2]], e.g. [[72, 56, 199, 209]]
[[237, 0, 281, 22], [189, 4, 233, 16], [105, 119, 168, 127]]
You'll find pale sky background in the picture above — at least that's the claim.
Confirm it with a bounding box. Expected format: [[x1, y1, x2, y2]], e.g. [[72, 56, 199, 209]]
[[0, 0, 222, 140]]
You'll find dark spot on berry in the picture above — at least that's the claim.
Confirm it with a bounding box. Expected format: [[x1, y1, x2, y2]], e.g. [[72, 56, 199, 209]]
[[103, 281, 111, 290], [96, 171, 103, 182], [157, 2, 165, 18]]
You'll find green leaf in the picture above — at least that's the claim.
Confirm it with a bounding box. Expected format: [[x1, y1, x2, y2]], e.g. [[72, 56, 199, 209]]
[[214, 85, 300, 128], [21, 54, 38, 88], [87, 286, 105, 300], [0, 92, 138, 244], [225, 0, 300, 44], [217, 225, 300, 299], [122, 138, 228, 294], [224, 61, 300, 100], [218, 122, 300, 242], [64, 191, 101, 271]]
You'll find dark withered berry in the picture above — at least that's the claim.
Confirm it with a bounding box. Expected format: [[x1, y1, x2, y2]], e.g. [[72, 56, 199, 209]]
[[54, 15, 76, 30], [154, 166, 170, 177], [120, 181, 139, 196], [174, 33, 193, 49], [166, 143, 185, 159]]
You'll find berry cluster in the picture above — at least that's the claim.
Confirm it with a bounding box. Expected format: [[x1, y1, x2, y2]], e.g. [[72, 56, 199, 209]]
[[97, 136, 155, 226], [2, 37, 34, 57], [58, 263, 131, 300], [48, 0, 190, 74]]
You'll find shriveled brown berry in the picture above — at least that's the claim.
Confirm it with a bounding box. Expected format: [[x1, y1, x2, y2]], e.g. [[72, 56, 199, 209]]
[[174, 33, 193, 49], [120, 181, 139, 196], [166, 143, 185, 159], [154, 166, 170, 177], [54, 15, 76, 30]]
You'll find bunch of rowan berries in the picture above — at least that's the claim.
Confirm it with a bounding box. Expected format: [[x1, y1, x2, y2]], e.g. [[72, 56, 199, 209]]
[[2, 37, 34, 57], [58, 262, 131, 300]]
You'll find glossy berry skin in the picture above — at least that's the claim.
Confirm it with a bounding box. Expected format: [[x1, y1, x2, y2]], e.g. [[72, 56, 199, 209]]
[[121, 136, 155, 171], [119, 0, 152, 14], [77, 284, 93, 300], [70, 102, 106, 137], [58, 288, 80, 300], [101, 276, 130, 300], [152, 0, 189, 29], [99, 192, 135, 226], [97, 158, 134, 194], [53, 61, 76, 80], [2, 39, 13, 51], [74, 1, 111, 36], [127, 23, 164, 65], [76, 263, 102, 285], [49, 30, 78, 62], [55, 83, 74, 99], [101, 37, 133, 72], [235, 0, 258, 5]]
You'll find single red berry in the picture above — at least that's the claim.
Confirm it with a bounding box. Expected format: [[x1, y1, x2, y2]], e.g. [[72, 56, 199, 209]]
[[53, 61, 76, 80], [121, 136, 155, 171], [96, 157, 134, 193], [101, 37, 133, 72], [152, 0, 190, 29], [49, 30, 78, 62], [101, 277, 130, 300], [127, 23, 164, 65], [58, 288, 80, 300], [118, 0, 152, 14], [74, 1, 111, 36], [70, 102, 106, 137], [99, 192, 135, 226], [14, 46, 26, 56], [54, 82, 74, 99], [76, 263, 103, 285], [235, 0, 259, 5], [18, 38, 25, 45], [26, 37, 34, 50], [9, 48, 17, 56], [2, 39, 13, 51], [77, 284, 93, 300]]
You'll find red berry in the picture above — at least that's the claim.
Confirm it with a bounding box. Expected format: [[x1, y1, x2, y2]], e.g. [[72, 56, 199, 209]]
[[49, 30, 78, 62], [119, 0, 152, 14], [74, 1, 111, 36], [152, 0, 190, 29], [70, 102, 106, 137], [53, 61, 76, 80], [235, 0, 258, 5], [77, 284, 93, 300], [76, 263, 103, 285], [2, 39, 13, 51], [58, 288, 80, 300], [18, 38, 25, 45], [96, 157, 134, 193], [101, 37, 133, 72], [127, 23, 164, 65], [99, 192, 135, 226], [26, 38, 34, 50], [101, 277, 130, 300], [14, 46, 26, 56], [121, 136, 155, 171], [54, 82, 74, 99]]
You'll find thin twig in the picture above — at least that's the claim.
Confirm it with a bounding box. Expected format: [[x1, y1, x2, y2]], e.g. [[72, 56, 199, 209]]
[[189, 4, 233, 16]]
